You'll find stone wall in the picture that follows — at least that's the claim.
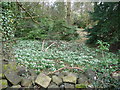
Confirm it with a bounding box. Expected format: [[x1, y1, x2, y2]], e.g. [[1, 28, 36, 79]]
[[1, 59, 119, 89], [0, 59, 97, 90]]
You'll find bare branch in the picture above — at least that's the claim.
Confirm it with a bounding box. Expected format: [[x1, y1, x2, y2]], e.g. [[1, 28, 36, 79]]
[[47, 66, 84, 75], [21, 16, 41, 19], [16, 0, 40, 24], [45, 42, 56, 52]]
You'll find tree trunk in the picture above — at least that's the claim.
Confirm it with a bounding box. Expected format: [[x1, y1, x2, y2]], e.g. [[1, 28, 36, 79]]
[[66, 0, 71, 25]]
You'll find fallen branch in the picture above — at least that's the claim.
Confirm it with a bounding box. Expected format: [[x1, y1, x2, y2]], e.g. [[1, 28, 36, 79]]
[[41, 40, 45, 51], [16, 0, 40, 24], [45, 42, 56, 52], [21, 16, 41, 19], [47, 66, 84, 75]]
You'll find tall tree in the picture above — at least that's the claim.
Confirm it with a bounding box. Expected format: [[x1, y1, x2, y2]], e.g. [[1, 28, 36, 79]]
[[66, 0, 71, 25], [87, 2, 120, 52]]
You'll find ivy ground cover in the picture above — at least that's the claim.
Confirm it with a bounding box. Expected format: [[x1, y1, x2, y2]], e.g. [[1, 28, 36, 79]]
[[13, 40, 119, 74]]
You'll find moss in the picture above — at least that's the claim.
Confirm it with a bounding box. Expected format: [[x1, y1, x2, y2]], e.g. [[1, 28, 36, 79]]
[[0, 73, 2, 78], [3, 65, 8, 71], [3, 63, 17, 72], [9, 63, 17, 71], [75, 84, 87, 88], [0, 73, 5, 78], [0, 80, 8, 86], [0, 80, 8, 89], [2, 81, 7, 85]]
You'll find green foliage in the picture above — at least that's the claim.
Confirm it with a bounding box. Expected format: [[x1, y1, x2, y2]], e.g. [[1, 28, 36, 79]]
[[97, 40, 110, 51], [27, 27, 48, 40], [75, 84, 87, 88], [15, 18, 79, 41], [1, 2, 16, 40], [86, 2, 120, 51], [73, 14, 90, 28], [93, 40, 119, 88], [91, 57, 119, 88], [13, 2, 78, 41], [14, 40, 119, 87], [1, 2, 16, 59], [52, 20, 79, 40]]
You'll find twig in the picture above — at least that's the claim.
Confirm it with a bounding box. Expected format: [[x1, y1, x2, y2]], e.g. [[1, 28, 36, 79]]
[[21, 16, 41, 19], [42, 40, 45, 51], [45, 42, 55, 52], [47, 66, 84, 75], [16, 0, 40, 24]]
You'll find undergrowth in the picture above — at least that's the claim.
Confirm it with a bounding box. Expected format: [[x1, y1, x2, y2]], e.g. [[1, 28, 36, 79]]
[[13, 40, 119, 88]]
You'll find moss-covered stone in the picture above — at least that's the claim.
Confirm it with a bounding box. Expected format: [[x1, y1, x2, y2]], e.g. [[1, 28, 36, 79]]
[[35, 73, 51, 88], [75, 84, 87, 88], [2, 62, 17, 73], [4, 71, 22, 85], [11, 85, 21, 88], [0, 79, 8, 89], [3, 65, 8, 71], [21, 78, 32, 87], [0, 73, 2, 79], [0, 73, 5, 79], [52, 75, 62, 85], [62, 73, 77, 84], [64, 83, 74, 88], [78, 74, 89, 84]]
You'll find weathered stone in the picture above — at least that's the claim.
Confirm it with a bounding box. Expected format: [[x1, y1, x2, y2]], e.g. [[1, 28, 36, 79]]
[[4, 71, 22, 85], [52, 75, 62, 85], [112, 71, 120, 80], [64, 83, 74, 88], [0, 79, 8, 89], [0, 73, 5, 79], [11, 85, 21, 88], [6, 85, 21, 90], [85, 69, 96, 81], [28, 69, 37, 77], [54, 72, 60, 76], [0, 54, 2, 59], [21, 78, 32, 87], [58, 73, 64, 79], [62, 73, 77, 84], [88, 84, 94, 88], [0, 60, 2, 74], [2, 62, 17, 73], [69, 72, 78, 78], [2, 59, 9, 65], [61, 71, 69, 76], [35, 73, 51, 88], [0, 73, 2, 79], [78, 74, 89, 84], [48, 84, 59, 88], [29, 76, 37, 85], [59, 84, 65, 89], [75, 84, 87, 88], [17, 66, 27, 76]]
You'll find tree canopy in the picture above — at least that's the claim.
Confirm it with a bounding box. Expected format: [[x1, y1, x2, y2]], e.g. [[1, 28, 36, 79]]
[[86, 2, 120, 52]]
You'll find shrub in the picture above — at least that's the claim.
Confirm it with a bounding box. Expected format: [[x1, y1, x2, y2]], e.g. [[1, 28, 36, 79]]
[[86, 2, 120, 52], [52, 20, 79, 41], [15, 18, 79, 41]]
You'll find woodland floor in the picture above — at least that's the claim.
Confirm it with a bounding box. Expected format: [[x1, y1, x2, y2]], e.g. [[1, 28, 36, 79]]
[[13, 29, 119, 74]]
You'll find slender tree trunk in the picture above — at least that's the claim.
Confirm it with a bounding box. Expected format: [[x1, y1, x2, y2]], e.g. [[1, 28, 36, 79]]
[[66, 0, 71, 25]]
